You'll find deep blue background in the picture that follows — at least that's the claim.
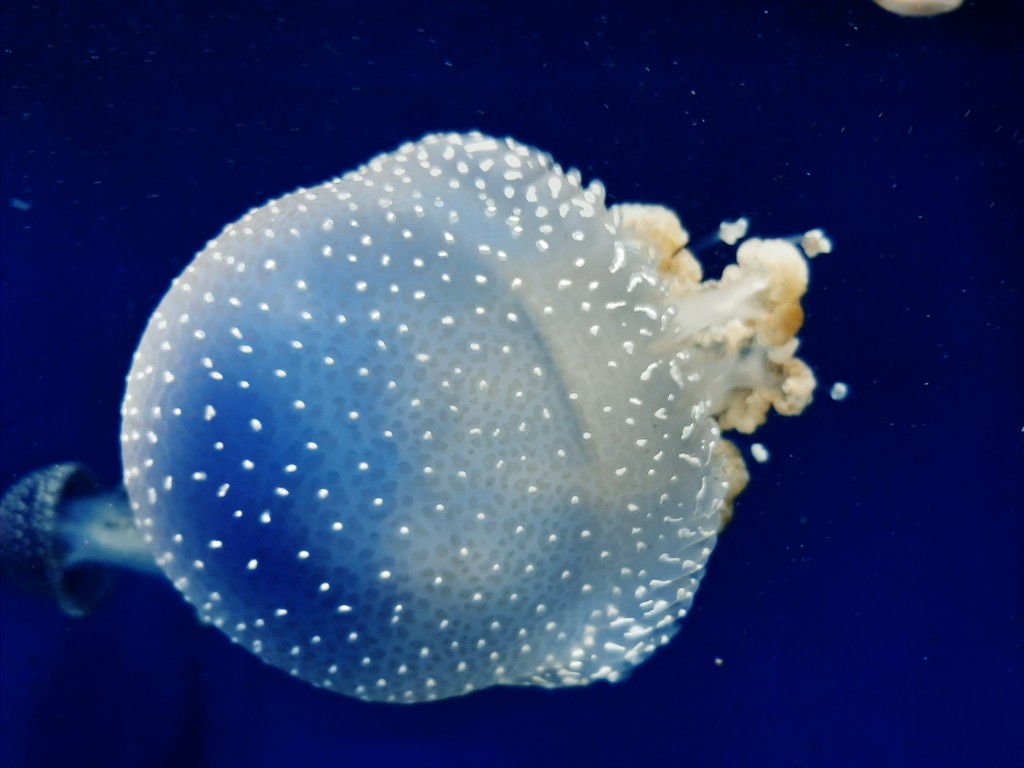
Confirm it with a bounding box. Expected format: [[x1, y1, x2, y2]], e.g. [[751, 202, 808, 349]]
[[1, 1, 1021, 766]]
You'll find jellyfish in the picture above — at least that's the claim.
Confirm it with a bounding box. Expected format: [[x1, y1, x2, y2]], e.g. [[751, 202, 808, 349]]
[[872, 0, 963, 17], [1, 133, 830, 703], [0, 462, 160, 616]]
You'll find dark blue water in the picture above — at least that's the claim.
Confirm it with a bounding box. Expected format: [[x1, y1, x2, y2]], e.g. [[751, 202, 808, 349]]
[[1, 2, 1021, 766]]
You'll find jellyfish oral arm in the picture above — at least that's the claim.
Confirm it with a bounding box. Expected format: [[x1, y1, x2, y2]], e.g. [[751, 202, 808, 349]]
[[615, 203, 821, 435], [60, 490, 160, 574]]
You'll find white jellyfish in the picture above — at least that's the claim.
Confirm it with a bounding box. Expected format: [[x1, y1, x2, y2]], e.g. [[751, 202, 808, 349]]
[[1, 133, 829, 703], [872, 0, 964, 17]]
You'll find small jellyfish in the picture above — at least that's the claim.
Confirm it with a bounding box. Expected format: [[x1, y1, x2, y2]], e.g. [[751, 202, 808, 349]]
[[0, 463, 159, 616], [3, 133, 829, 703], [872, 0, 964, 17]]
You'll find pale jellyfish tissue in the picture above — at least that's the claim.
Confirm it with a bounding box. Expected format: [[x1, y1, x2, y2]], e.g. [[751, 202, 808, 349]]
[[119, 133, 829, 703]]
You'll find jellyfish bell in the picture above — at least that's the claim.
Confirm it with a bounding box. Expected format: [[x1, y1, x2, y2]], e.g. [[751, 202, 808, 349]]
[[872, 0, 964, 17], [2, 133, 829, 703]]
